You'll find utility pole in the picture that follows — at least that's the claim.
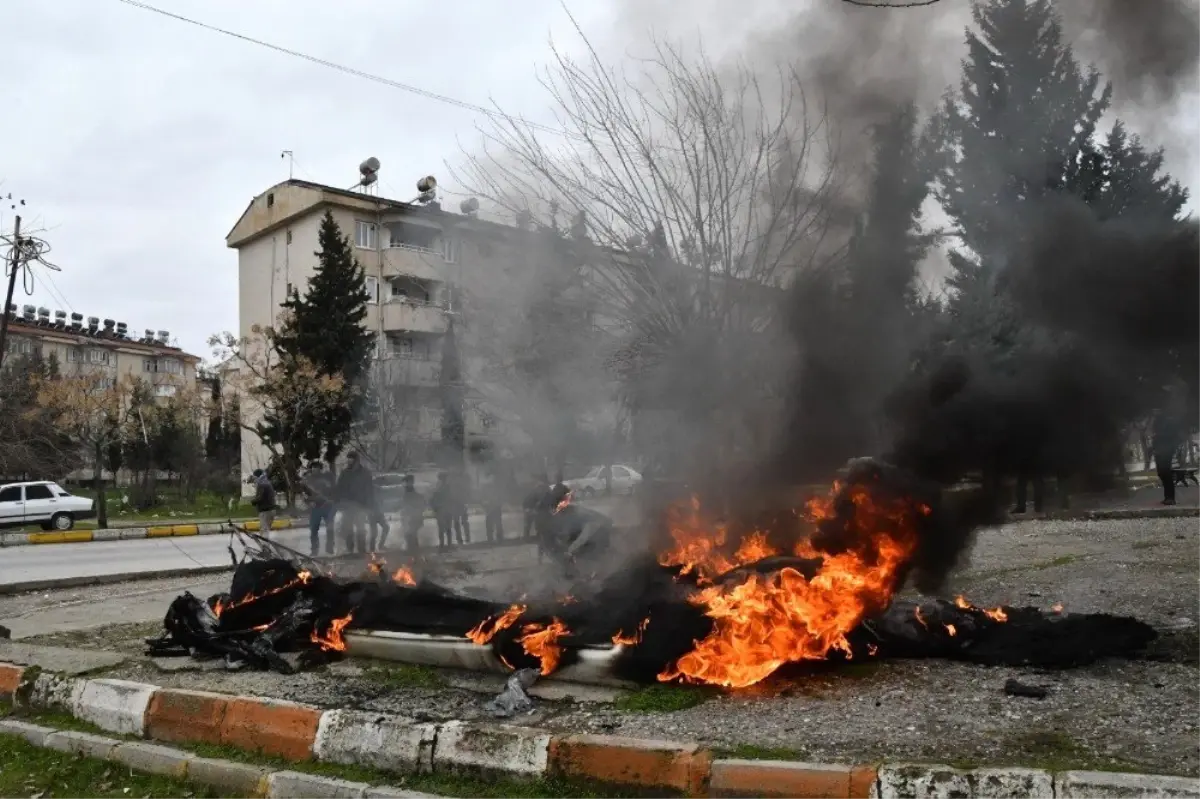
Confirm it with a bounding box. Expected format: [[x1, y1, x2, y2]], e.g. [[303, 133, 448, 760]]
[[0, 215, 23, 373]]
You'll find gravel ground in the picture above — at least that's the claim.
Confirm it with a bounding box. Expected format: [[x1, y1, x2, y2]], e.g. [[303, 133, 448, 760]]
[[11, 515, 1200, 776]]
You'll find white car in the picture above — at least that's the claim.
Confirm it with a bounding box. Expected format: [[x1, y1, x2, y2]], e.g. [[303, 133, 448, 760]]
[[0, 481, 96, 531], [563, 465, 642, 498]]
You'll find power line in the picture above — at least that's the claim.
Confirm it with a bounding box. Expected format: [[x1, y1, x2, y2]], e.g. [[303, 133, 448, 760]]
[[113, 0, 574, 140]]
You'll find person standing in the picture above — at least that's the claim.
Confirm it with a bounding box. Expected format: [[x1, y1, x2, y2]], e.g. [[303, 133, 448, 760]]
[[368, 491, 390, 553], [430, 472, 453, 550], [248, 469, 277, 537], [400, 474, 426, 554], [482, 470, 505, 542], [335, 452, 372, 554], [301, 462, 336, 556], [451, 470, 471, 545], [1153, 398, 1185, 506], [522, 475, 546, 540]]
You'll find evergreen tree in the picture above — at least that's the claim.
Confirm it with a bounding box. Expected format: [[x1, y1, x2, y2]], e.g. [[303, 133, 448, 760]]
[[204, 376, 224, 460], [935, 0, 1111, 300], [276, 210, 374, 463], [782, 103, 936, 477]]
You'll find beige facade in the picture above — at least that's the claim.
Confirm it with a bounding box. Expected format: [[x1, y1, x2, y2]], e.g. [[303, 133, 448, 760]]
[[227, 179, 507, 477], [3, 312, 201, 396]]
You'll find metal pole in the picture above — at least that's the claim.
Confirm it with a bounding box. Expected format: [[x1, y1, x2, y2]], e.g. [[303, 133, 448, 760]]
[[0, 215, 23, 373]]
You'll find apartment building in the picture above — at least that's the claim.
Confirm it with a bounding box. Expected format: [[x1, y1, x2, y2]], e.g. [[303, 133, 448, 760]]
[[226, 178, 519, 477], [3, 305, 201, 395]]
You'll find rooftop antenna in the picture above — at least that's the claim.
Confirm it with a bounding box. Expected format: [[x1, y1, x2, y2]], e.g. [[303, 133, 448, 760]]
[[281, 150, 294, 179]]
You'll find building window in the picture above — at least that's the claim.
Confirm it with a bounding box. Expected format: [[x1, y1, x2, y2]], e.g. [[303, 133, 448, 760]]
[[355, 221, 378, 250], [87, 348, 110, 364], [155, 384, 177, 398], [365, 276, 379, 304], [388, 222, 439, 253], [68, 348, 82, 363], [5, 337, 32, 355], [266, 192, 275, 208], [144, 358, 182, 375], [442, 235, 460, 264]]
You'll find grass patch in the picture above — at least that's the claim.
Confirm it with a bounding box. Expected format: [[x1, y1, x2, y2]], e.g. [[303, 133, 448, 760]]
[[3, 704, 657, 798], [719, 743, 807, 762], [984, 728, 1151, 775], [0, 732, 239, 798], [360, 660, 447, 689], [1036, 555, 1079, 569], [614, 684, 710, 713]]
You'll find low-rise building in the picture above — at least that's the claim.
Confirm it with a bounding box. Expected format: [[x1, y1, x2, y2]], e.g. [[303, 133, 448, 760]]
[[2, 305, 201, 395]]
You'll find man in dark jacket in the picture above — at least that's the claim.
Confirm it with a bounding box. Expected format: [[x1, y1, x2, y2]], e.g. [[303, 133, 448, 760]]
[[301, 462, 336, 556], [430, 472, 453, 550], [1153, 407, 1185, 506], [450, 471, 471, 545], [248, 469, 277, 537], [399, 474, 426, 554], [336, 452, 373, 554]]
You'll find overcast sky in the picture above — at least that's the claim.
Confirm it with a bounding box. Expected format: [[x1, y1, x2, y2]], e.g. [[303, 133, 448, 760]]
[[2, 0, 1195, 362]]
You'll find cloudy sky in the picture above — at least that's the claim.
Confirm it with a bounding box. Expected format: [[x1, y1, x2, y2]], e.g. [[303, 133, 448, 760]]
[[2, 0, 1195, 361]]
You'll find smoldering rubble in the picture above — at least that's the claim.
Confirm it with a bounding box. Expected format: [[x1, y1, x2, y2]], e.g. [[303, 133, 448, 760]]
[[146, 470, 1157, 688]]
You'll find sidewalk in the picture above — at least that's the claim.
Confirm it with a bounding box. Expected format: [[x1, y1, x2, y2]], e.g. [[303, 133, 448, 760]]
[[1, 660, 1195, 799]]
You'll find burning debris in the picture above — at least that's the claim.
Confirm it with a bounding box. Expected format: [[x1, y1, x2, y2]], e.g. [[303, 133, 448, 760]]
[[147, 471, 1157, 687]]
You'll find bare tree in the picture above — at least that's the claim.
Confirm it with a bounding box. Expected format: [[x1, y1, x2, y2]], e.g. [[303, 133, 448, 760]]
[[352, 354, 438, 472], [34, 372, 138, 528], [455, 33, 842, 476], [209, 325, 346, 505]]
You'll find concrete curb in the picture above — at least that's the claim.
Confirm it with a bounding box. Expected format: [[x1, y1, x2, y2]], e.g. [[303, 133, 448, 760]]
[[0, 518, 299, 548], [0, 564, 236, 596], [1, 662, 1196, 798]]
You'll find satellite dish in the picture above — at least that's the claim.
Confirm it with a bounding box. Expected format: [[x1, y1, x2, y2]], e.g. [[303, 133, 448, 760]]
[[417, 175, 437, 193], [459, 197, 480, 215]]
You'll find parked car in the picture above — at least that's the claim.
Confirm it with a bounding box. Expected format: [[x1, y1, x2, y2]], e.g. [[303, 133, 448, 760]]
[[0, 481, 96, 531], [562, 465, 642, 498]]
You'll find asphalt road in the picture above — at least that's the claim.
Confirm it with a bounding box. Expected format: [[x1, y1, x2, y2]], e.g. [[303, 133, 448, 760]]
[[0, 497, 636, 588], [0, 509, 520, 588]]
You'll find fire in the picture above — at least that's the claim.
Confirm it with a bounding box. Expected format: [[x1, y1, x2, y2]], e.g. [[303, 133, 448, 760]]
[[555, 491, 573, 514], [945, 623, 957, 636], [212, 570, 312, 618], [658, 497, 779, 583], [392, 566, 416, 586], [612, 616, 651, 646], [467, 604, 526, 645], [517, 619, 569, 674], [367, 554, 386, 575], [954, 595, 1008, 622], [311, 613, 353, 651], [914, 606, 928, 628], [1051, 603, 1064, 614], [658, 483, 923, 689]]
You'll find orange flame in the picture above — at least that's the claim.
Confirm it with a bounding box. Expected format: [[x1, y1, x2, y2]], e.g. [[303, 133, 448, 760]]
[[212, 570, 312, 618], [311, 613, 353, 651], [392, 566, 417, 586], [914, 606, 928, 628], [466, 604, 526, 645], [612, 616, 651, 646], [1051, 603, 1064, 614], [953, 595, 1008, 622], [554, 491, 573, 514], [367, 554, 386, 575], [518, 619, 569, 674], [657, 483, 922, 688], [945, 623, 957, 636]]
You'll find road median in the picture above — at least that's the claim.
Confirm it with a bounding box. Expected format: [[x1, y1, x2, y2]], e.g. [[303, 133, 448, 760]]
[[0, 661, 1195, 798], [0, 517, 299, 548]]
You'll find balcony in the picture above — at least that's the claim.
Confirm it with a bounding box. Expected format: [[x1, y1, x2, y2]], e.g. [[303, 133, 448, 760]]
[[381, 300, 447, 334], [373, 356, 439, 388]]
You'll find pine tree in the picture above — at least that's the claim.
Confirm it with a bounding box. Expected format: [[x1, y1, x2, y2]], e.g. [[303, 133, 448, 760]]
[[935, 0, 1111, 293], [204, 377, 224, 460], [277, 210, 375, 463]]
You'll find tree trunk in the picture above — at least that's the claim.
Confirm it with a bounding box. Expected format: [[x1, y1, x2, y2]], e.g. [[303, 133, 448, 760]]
[[94, 441, 108, 529]]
